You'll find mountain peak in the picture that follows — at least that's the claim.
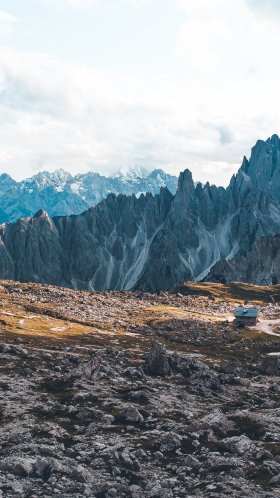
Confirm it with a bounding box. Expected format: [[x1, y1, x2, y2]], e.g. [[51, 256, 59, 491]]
[[240, 156, 249, 174], [177, 169, 194, 191], [50, 169, 72, 184], [26, 169, 72, 188], [114, 165, 150, 180], [0, 173, 16, 186], [33, 209, 50, 219], [267, 134, 280, 146]]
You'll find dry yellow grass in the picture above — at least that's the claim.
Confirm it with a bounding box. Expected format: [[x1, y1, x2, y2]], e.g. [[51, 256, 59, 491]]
[[0, 293, 230, 340], [0, 308, 92, 338], [0, 279, 276, 341], [0, 293, 151, 339], [0, 304, 129, 339], [144, 305, 225, 323], [175, 281, 280, 304]]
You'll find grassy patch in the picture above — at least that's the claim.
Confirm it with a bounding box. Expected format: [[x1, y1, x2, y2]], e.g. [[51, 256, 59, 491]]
[[239, 328, 280, 342], [145, 305, 226, 324], [174, 281, 280, 304], [0, 306, 121, 339]]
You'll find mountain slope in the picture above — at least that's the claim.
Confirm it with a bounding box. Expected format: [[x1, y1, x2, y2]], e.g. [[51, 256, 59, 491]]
[[205, 134, 280, 284], [1, 135, 280, 290], [0, 167, 178, 223]]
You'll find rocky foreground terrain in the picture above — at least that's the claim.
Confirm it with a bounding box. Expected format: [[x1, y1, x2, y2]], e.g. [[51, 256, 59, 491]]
[[1, 281, 280, 497]]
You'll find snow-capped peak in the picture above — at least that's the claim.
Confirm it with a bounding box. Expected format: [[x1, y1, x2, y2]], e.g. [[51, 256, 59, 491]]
[[24, 169, 72, 188], [49, 169, 72, 185], [0, 166, 178, 223], [114, 165, 150, 181]]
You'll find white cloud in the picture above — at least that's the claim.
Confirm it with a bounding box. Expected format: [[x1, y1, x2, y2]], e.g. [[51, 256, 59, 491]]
[[0, 0, 280, 186], [37, 0, 150, 9], [0, 48, 234, 184], [245, 0, 280, 18], [0, 11, 17, 37]]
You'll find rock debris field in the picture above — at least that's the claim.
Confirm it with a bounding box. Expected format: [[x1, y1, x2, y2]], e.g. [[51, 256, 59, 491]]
[[0, 281, 280, 497]]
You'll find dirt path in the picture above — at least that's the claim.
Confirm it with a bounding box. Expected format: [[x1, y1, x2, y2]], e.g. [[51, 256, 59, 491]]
[[254, 319, 280, 336], [226, 315, 280, 337]]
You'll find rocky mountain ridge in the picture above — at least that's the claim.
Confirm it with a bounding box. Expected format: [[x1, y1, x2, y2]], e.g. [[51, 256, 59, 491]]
[[1, 135, 280, 290], [0, 167, 178, 223]]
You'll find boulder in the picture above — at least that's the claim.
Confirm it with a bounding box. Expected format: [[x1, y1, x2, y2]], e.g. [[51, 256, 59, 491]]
[[119, 405, 144, 424], [201, 409, 235, 436], [221, 435, 255, 455], [159, 433, 182, 452], [124, 366, 146, 380], [144, 341, 171, 376]]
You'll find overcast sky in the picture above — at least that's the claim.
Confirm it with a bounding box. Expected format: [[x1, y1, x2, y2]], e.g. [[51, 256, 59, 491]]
[[0, 0, 280, 185]]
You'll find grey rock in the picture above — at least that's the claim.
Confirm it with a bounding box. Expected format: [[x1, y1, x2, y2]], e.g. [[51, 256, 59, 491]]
[[148, 485, 173, 498], [159, 433, 182, 452], [0, 457, 34, 477], [101, 414, 115, 425], [207, 455, 241, 471], [183, 455, 201, 469], [201, 409, 235, 435], [0, 344, 28, 357], [221, 435, 255, 455], [124, 366, 146, 380], [144, 341, 171, 376], [270, 474, 280, 485], [33, 457, 65, 479], [116, 450, 141, 471], [71, 465, 92, 483], [119, 405, 144, 424]]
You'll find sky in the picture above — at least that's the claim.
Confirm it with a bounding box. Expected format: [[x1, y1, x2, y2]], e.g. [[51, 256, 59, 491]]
[[0, 0, 280, 185]]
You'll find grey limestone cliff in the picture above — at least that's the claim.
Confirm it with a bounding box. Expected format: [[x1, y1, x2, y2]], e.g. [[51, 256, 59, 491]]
[[1, 135, 280, 290]]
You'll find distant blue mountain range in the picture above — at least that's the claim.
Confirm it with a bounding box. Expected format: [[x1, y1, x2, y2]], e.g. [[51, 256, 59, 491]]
[[0, 166, 178, 222]]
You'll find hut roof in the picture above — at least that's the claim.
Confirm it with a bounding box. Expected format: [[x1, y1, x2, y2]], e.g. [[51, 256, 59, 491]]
[[234, 307, 259, 318]]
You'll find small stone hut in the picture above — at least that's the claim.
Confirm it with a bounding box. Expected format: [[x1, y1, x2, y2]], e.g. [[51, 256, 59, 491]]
[[234, 307, 259, 327]]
